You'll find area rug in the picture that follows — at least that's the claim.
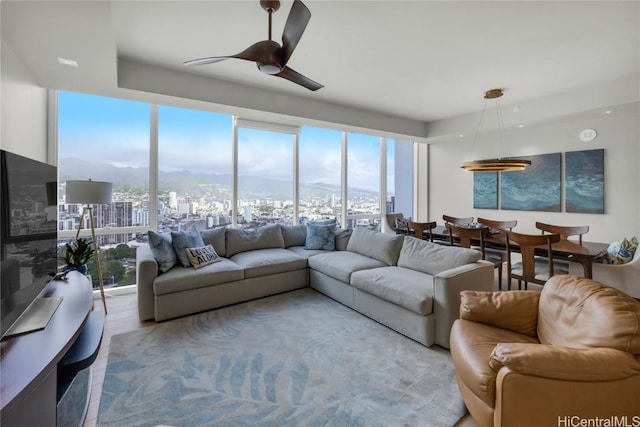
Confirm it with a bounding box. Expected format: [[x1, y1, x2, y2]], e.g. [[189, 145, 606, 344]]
[[98, 288, 466, 427]]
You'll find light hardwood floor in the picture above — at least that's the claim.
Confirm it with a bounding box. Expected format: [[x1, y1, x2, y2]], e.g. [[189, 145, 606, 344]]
[[82, 269, 507, 427]]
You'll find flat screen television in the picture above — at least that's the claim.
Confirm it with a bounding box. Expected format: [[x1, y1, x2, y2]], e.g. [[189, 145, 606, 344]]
[[1, 149, 59, 339]]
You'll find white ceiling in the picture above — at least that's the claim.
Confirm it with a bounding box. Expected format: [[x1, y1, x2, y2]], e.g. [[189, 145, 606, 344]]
[[2, 0, 639, 137]]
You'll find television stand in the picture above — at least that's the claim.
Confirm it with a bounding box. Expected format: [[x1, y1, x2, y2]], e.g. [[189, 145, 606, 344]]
[[0, 272, 102, 427], [2, 296, 63, 339]]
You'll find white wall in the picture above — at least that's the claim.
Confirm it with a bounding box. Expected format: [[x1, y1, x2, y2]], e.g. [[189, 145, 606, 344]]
[[426, 107, 640, 243], [0, 39, 48, 161]]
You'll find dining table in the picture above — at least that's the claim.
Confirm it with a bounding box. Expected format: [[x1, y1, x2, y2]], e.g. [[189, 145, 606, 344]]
[[421, 225, 609, 280]]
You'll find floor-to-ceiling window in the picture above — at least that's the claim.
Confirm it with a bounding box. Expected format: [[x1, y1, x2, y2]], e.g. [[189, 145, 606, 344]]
[[347, 132, 381, 230], [56, 91, 415, 289], [58, 91, 150, 288], [299, 127, 342, 223], [158, 106, 232, 232], [388, 139, 414, 219], [236, 125, 296, 228]]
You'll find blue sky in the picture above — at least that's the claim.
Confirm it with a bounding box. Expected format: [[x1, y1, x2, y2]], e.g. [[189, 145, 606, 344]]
[[58, 91, 394, 192]]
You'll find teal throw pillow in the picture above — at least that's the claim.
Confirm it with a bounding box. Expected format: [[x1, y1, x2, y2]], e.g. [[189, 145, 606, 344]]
[[148, 230, 177, 273], [305, 223, 337, 251], [171, 226, 205, 268]]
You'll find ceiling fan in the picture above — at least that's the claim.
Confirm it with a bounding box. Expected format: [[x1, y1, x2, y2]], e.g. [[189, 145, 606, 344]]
[[184, 0, 323, 91]]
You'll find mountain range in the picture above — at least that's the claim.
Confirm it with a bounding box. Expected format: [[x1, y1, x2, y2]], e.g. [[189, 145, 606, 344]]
[[60, 158, 377, 200]]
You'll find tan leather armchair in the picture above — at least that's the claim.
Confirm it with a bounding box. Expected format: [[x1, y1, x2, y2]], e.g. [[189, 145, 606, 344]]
[[450, 275, 640, 427]]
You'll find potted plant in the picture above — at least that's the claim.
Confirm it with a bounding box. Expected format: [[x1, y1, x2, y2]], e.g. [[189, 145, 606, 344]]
[[63, 238, 95, 275]]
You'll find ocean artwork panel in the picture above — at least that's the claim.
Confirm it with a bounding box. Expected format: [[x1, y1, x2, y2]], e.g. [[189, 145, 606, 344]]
[[565, 149, 604, 214], [473, 172, 498, 209], [501, 153, 561, 212]]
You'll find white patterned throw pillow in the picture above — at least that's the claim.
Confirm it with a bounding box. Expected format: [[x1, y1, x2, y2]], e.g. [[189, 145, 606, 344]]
[[186, 244, 221, 269]]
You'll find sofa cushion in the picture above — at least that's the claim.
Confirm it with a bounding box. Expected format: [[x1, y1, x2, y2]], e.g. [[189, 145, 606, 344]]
[[450, 319, 539, 408], [308, 251, 386, 283], [346, 227, 404, 265], [153, 258, 244, 296], [230, 248, 307, 279], [226, 224, 285, 257], [147, 230, 177, 273], [397, 237, 482, 275], [286, 246, 333, 259], [335, 228, 353, 251], [281, 225, 307, 248], [351, 266, 435, 315], [305, 223, 337, 250], [171, 226, 205, 268], [200, 227, 226, 257], [538, 275, 640, 355]]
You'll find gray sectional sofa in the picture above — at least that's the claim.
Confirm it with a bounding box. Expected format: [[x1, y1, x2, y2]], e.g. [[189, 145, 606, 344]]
[[137, 224, 494, 348]]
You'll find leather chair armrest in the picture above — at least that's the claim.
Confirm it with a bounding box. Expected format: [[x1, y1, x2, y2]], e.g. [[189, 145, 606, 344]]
[[459, 290, 540, 336], [490, 343, 640, 381]]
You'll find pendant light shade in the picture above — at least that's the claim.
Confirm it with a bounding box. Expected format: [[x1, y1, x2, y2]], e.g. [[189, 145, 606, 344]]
[[461, 158, 531, 172], [461, 89, 531, 172]]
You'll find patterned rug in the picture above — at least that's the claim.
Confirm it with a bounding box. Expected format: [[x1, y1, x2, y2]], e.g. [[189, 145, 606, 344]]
[[98, 288, 466, 427]]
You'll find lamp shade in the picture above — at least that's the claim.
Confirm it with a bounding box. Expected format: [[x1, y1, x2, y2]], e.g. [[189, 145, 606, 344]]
[[66, 180, 113, 204]]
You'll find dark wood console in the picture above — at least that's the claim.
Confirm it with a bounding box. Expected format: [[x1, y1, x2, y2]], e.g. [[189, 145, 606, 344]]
[[0, 271, 103, 427]]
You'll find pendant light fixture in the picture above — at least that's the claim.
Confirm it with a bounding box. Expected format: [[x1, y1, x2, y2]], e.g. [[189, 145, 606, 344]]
[[461, 89, 531, 172]]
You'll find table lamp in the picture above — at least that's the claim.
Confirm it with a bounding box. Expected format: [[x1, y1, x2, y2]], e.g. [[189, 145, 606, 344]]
[[65, 179, 113, 314]]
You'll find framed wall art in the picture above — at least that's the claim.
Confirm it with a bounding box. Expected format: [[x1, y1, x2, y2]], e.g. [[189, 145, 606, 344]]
[[500, 153, 561, 212], [565, 149, 604, 214], [473, 172, 498, 209]]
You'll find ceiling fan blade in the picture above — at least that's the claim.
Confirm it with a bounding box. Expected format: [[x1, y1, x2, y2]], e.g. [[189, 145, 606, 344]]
[[184, 56, 231, 66], [276, 66, 323, 91], [281, 0, 311, 65], [185, 40, 281, 68]]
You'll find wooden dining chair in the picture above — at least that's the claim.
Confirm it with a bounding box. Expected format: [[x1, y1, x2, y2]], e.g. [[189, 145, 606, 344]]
[[505, 230, 561, 290], [407, 221, 437, 242], [535, 222, 590, 274], [535, 222, 589, 243], [446, 223, 506, 290], [442, 215, 474, 226], [477, 217, 517, 232], [476, 218, 518, 288]]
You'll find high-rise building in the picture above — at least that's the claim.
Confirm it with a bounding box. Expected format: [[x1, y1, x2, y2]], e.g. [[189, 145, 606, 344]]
[[243, 205, 252, 222], [169, 191, 178, 209]]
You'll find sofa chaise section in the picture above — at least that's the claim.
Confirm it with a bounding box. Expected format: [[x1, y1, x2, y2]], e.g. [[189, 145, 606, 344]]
[[310, 228, 495, 348]]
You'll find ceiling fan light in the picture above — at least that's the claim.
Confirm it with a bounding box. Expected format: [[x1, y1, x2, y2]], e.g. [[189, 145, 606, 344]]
[[461, 158, 532, 172], [258, 63, 283, 75]]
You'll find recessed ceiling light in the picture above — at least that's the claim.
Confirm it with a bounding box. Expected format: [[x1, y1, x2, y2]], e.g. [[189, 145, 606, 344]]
[[458, 134, 465, 138], [515, 124, 525, 128], [604, 110, 614, 114], [58, 57, 79, 67]]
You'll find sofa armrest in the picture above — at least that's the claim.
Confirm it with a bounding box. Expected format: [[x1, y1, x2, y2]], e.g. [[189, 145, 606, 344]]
[[490, 343, 640, 381], [432, 260, 494, 348], [459, 290, 540, 336], [136, 245, 158, 321]]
